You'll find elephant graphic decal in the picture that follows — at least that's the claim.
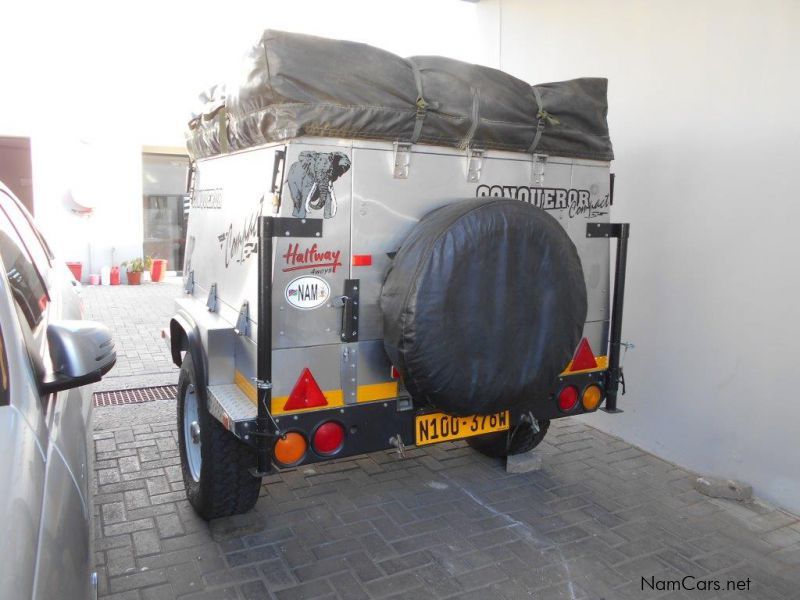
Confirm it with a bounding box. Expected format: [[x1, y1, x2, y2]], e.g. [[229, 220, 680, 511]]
[[287, 151, 351, 219]]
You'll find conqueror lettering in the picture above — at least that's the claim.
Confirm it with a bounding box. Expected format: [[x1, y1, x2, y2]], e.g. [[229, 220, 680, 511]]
[[476, 184, 610, 219], [476, 184, 589, 209]]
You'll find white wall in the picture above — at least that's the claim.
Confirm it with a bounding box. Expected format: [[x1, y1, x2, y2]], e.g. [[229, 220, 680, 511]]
[[31, 138, 144, 275], [476, 0, 800, 513], [1, 0, 491, 269]]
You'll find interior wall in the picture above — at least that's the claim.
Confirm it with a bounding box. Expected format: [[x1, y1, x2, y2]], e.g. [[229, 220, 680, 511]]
[[31, 137, 144, 279], [476, 0, 800, 513]]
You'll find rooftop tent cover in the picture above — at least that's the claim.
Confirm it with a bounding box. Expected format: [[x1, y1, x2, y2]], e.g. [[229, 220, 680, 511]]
[[186, 30, 613, 162]]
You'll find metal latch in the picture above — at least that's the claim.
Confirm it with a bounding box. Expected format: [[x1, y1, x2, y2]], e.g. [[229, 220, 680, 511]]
[[466, 149, 484, 182], [206, 283, 218, 312], [270, 149, 286, 215], [339, 279, 360, 343], [531, 154, 547, 186], [389, 435, 406, 459], [393, 142, 411, 179], [234, 301, 250, 336], [183, 270, 194, 295], [252, 378, 273, 390]]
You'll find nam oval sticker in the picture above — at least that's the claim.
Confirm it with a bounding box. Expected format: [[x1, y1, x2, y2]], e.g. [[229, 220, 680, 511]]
[[285, 275, 330, 310]]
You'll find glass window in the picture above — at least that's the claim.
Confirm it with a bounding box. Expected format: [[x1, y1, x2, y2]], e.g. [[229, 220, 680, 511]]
[[0, 224, 48, 329]]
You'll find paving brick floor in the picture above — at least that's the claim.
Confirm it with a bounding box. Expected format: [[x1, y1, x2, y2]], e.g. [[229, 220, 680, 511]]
[[82, 278, 182, 391], [86, 281, 800, 599]]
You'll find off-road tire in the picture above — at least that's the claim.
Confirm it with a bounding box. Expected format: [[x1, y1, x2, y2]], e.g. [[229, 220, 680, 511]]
[[467, 418, 550, 458], [177, 354, 261, 519]]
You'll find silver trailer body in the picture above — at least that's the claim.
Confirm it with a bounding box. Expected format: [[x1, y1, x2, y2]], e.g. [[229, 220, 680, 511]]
[[176, 138, 611, 426]]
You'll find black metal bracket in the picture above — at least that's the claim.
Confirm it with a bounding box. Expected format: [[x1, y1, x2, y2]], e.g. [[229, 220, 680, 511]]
[[587, 221, 630, 413], [255, 216, 275, 475], [340, 279, 360, 343], [586, 222, 629, 239], [271, 217, 323, 238], [609, 172, 615, 206]]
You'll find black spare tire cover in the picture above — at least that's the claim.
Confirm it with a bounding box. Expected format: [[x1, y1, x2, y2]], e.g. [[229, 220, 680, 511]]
[[381, 198, 587, 416]]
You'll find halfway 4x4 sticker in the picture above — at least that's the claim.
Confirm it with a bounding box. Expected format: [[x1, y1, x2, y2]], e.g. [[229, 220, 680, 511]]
[[287, 151, 351, 219]]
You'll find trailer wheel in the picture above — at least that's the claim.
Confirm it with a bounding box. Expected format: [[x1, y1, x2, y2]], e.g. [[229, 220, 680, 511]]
[[177, 354, 261, 519], [467, 418, 550, 458]]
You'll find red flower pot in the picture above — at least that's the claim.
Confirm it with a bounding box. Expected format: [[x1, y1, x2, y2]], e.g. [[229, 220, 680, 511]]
[[127, 271, 142, 285], [150, 259, 168, 282], [66, 261, 82, 282]]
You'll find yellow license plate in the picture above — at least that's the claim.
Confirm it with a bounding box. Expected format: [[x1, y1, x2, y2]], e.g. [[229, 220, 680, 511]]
[[415, 411, 510, 446]]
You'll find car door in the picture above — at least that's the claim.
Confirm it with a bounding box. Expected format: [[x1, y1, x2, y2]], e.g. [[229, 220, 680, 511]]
[[0, 190, 93, 599], [0, 287, 47, 600], [0, 189, 91, 509]]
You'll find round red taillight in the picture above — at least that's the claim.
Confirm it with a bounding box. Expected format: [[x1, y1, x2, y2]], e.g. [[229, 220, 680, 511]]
[[312, 421, 345, 455], [557, 385, 579, 412]]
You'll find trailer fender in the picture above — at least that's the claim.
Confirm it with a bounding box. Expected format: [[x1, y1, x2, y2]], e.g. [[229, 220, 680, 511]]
[[170, 314, 208, 389]]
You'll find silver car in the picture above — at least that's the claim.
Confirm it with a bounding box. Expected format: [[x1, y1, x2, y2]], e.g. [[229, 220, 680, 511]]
[[0, 182, 116, 599]]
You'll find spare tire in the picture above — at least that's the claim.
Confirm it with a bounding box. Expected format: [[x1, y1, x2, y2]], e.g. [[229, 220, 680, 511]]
[[381, 198, 587, 416]]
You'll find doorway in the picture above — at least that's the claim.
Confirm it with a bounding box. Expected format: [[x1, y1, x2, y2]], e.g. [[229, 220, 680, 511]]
[[142, 152, 190, 274], [0, 137, 34, 215]]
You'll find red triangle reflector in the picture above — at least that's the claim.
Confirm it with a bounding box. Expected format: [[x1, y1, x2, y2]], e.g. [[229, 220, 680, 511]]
[[568, 338, 598, 372], [284, 368, 328, 411]]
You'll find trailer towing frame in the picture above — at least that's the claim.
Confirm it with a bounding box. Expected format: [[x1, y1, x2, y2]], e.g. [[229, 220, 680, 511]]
[[587, 221, 631, 413]]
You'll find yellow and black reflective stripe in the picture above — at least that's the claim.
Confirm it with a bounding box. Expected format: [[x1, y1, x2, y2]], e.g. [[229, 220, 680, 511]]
[[234, 371, 398, 415]]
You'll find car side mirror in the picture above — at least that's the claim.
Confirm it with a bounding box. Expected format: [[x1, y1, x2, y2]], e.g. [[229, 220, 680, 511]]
[[41, 320, 116, 394]]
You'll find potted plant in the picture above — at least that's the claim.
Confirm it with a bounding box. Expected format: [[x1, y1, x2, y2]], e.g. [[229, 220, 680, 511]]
[[142, 255, 154, 283], [122, 258, 145, 285]]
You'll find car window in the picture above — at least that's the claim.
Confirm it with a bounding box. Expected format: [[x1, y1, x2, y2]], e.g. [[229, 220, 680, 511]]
[[0, 190, 53, 272], [0, 223, 49, 329]]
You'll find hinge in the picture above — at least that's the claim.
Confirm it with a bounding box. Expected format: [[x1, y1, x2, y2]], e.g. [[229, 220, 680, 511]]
[[206, 283, 218, 312], [234, 301, 250, 336], [466, 148, 484, 182], [531, 154, 547, 186], [393, 142, 411, 179], [340, 344, 358, 405]]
